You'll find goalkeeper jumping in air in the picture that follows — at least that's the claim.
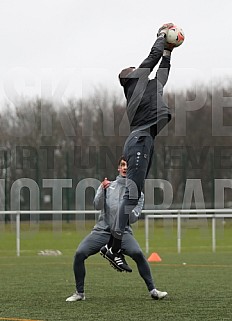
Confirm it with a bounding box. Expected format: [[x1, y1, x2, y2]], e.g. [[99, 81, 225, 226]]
[[101, 23, 176, 272]]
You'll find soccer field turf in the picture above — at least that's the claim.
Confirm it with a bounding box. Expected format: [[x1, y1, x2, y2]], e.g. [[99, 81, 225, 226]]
[[0, 221, 231, 321]]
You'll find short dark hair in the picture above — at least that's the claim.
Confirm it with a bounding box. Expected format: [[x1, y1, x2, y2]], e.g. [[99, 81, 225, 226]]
[[118, 155, 126, 166], [118, 67, 135, 86]]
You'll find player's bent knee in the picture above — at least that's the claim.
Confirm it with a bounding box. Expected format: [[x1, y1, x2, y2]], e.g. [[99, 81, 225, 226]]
[[74, 250, 88, 263], [130, 250, 144, 261]]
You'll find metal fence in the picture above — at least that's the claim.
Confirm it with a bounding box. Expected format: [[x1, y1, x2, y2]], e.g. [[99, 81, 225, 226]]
[[1, 209, 232, 256], [144, 209, 232, 254]]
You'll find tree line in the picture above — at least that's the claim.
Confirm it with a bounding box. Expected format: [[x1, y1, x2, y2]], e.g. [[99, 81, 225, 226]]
[[1, 82, 232, 211]]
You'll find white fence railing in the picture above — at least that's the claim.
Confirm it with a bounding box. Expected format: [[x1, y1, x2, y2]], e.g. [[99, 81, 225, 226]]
[[0, 210, 101, 257], [145, 209, 232, 254], [0, 209, 231, 256]]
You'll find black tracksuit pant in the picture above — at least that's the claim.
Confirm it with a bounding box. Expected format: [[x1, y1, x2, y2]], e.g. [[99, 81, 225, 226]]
[[112, 130, 154, 238]]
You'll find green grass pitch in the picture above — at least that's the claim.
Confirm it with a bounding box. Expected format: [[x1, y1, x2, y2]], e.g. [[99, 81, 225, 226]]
[[0, 220, 232, 321]]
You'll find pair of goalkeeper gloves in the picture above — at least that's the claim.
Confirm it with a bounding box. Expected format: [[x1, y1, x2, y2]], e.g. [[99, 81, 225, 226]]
[[157, 22, 175, 52]]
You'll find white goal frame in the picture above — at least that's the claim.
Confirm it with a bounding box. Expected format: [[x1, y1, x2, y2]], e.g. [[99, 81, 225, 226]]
[[145, 209, 232, 254]]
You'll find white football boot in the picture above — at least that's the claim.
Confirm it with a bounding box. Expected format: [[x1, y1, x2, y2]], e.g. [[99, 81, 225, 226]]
[[66, 291, 85, 302], [150, 289, 168, 300]]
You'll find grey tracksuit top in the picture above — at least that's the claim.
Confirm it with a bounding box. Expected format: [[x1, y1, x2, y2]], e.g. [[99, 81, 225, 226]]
[[120, 36, 172, 134], [93, 175, 144, 233]]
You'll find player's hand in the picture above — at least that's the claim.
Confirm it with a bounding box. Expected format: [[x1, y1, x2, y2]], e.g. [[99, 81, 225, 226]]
[[101, 178, 110, 189], [157, 23, 174, 37]]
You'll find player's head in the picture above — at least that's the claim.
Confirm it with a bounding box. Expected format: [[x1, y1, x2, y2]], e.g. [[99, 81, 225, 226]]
[[118, 67, 135, 86], [117, 156, 127, 177]]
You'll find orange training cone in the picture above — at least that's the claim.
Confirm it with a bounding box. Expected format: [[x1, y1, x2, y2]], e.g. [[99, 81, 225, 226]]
[[147, 252, 162, 262]]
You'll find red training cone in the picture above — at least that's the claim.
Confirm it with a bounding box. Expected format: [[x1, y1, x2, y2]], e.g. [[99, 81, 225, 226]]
[[147, 252, 162, 262]]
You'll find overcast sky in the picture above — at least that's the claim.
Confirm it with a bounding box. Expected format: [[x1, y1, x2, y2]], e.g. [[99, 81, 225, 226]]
[[0, 0, 231, 106]]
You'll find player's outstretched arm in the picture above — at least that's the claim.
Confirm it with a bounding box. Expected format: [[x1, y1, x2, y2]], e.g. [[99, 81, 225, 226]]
[[138, 36, 164, 72], [139, 23, 173, 72], [156, 52, 171, 88]]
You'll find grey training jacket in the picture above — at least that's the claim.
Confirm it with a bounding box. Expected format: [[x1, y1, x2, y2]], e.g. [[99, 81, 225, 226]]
[[93, 175, 144, 234]]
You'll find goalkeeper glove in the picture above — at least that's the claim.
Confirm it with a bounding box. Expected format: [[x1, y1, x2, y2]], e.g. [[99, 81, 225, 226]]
[[157, 22, 174, 37]]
